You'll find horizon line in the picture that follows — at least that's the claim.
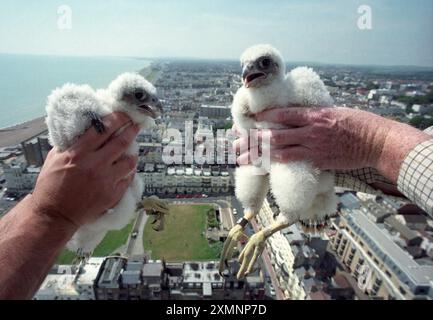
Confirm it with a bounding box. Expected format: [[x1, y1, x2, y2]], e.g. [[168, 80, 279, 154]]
[[1, 51, 433, 70]]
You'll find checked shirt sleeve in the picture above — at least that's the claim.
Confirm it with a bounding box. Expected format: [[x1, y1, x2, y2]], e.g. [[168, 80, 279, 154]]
[[397, 138, 433, 216], [335, 126, 433, 216]]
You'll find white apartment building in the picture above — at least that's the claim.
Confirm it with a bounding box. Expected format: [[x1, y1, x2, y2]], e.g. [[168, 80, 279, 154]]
[[199, 105, 231, 118], [34, 258, 105, 300], [75, 257, 105, 300], [140, 167, 232, 195], [331, 206, 433, 300], [3, 162, 39, 195], [256, 199, 307, 300], [35, 273, 80, 300]]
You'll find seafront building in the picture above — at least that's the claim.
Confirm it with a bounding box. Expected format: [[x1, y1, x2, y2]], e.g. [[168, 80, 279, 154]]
[[34, 257, 265, 300], [331, 195, 433, 300]]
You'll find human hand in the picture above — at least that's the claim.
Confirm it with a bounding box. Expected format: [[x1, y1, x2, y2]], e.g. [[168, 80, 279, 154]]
[[235, 106, 430, 183], [30, 112, 140, 231]]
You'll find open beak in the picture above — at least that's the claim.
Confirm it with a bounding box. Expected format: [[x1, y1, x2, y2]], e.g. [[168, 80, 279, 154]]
[[242, 63, 266, 88], [137, 95, 163, 119]]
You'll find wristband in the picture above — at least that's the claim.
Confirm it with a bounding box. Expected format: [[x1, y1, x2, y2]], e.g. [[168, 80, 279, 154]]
[[236, 217, 249, 228]]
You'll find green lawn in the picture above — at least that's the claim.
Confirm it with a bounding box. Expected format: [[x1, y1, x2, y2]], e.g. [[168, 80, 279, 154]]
[[143, 204, 220, 261], [92, 220, 134, 257], [56, 220, 134, 263], [56, 249, 76, 264]]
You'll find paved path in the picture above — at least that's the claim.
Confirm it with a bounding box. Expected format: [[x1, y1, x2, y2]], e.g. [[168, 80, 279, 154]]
[[125, 210, 148, 256]]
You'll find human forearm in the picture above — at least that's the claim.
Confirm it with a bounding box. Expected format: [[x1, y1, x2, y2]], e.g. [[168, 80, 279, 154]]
[[0, 195, 77, 299], [374, 120, 431, 184]]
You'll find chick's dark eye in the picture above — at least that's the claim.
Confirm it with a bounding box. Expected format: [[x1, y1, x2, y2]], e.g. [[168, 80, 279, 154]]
[[134, 90, 146, 101], [260, 58, 271, 69]]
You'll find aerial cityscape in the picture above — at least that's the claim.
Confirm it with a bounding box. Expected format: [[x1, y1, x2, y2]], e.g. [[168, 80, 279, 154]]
[[1, 59, 432, 300]]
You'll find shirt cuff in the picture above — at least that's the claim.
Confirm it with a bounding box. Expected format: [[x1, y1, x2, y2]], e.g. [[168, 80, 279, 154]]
[[397, 139, 433, 216]]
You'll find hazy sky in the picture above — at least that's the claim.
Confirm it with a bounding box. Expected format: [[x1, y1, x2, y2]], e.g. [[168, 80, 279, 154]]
[[0, 0, 432, 66]]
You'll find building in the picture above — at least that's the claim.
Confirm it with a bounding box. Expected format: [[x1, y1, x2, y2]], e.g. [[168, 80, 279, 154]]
[[331, 202, 433, 300], [141, 260, 164, 299], [21, 135, 51, 167], [138, 142, 163, 166], [140, 166, 232, 195], [34, 257, 265, 301], [256, 198, 307, 300], [3, 162, 39, 196], [35, 274, 80, 300], [199, 105, 231, 118], [75, 257, 104, 300], [94, 256, 127, 300]]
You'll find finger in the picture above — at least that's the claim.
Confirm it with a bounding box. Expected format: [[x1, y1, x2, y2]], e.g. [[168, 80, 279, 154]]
[[73, 112, 133, 152], [231, 123, 244, 137], [112, 173, 135, 204], [236, 152, 251, 165], [233, 136, 260, 154], [260, 127, 309, 146], [111, 154, 138, 182], [98, 124, 140, 163], [255, 107, 315, 127], [237, 150, 263, 166], [271, 146, 312, 163]]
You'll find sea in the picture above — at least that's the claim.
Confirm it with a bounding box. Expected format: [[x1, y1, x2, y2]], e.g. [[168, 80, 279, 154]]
[[0, 54, 150, 129]]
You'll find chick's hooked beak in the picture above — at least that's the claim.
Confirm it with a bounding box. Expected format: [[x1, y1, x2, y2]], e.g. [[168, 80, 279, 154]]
[[147, 94, 163, 118], [134, 90, 163, 119], [242, 62, 266, 88]]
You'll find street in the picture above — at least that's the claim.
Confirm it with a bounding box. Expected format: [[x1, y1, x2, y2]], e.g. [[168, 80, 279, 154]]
[[124, 209, 148, 256]]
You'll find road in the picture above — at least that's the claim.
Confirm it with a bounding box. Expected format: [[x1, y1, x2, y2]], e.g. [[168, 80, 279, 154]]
[[124, 209, 149, 256]]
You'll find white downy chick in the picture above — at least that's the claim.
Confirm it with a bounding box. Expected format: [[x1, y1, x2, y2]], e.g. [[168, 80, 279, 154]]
[[45, 73, 162, 252], [232, 44, 338, 230]]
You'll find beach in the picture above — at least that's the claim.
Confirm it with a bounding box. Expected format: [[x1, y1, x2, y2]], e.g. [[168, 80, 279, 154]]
[[0, 55, 153, 148], [0, 117, 47, 148]]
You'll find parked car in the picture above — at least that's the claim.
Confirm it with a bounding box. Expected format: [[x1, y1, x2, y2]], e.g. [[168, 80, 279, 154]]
[[269, 285, 276, 296]]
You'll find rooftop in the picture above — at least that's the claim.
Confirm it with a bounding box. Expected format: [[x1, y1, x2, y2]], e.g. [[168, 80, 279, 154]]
[[96, 257, 126, 288], [346, 209, 433, 290], [77, 257, 104, 286], [142, 261, 163, 277]]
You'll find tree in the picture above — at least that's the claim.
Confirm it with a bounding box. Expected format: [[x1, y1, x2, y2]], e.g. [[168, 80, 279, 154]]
[[410, 115, 433, 129]]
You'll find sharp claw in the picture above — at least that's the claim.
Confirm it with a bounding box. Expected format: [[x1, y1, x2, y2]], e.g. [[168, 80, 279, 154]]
[[85, 111, 105, 134]]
